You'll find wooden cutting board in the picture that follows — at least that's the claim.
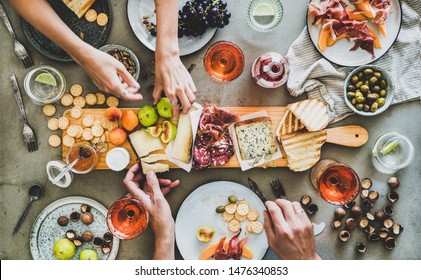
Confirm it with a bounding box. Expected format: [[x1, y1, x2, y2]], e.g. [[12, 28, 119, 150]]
[[62, 107, 289, 170]]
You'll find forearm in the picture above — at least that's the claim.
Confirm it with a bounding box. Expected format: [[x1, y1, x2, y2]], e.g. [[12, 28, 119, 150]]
[[154, 0, 179, 57], [152, 232, 175, 260], [7, 0, 91, 63]]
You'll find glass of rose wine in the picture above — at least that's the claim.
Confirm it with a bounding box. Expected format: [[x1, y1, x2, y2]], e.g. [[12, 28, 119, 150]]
[[107, 197, 149, 240], [310, 159, 361, 206], [204, 41, 245, 82]]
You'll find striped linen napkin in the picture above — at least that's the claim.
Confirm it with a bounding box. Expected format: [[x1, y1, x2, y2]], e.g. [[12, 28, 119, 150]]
[[285, 0, 421, 123]]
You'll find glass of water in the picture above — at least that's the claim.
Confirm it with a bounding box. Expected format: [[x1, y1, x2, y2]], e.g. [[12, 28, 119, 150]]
[[372, 132, 415, 174], [246, 0, 284, 32]]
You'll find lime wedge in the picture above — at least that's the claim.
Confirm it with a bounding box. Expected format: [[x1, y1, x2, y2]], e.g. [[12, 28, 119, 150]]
[[380, 139, 399, 155], [35, 73, 57, 87], [253, 3, 275, 17]]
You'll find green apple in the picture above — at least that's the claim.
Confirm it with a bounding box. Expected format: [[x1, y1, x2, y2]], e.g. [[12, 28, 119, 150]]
[[138, 105, 158, 127], [53, 238, 76, 260], [156, 97, 173, 118], [160, 121, 177, 144], [79, 249, 98, 260]]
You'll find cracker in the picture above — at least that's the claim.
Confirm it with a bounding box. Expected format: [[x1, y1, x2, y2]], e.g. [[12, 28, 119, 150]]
[[82, 114, 95, 127], [48, 135, 62, 148], [73, 96, 86, 108], [246, 222, 253, 233], [91, 125, 104, 137], [100, 117, 109, 129], [85, 8, 97, 22], [82, 128, 94, 141], [225, 204, 237, 215], [76, 126, 83, 139], [70, 106, 83, 119], [106, 96, 119, 107], [236, 203, 250, 216], [104, 131, 111, 143], [66, 125, 79, 138], [250, 221, 264, 234], [235, 212, 247, 222], [93, 120, 101, 127], [91, 137, 100, 144], [228, 219, 241, 232], [47, 118, 59, 131], [97, 13, 109, 26], [95, 93, 106, 105], [63, 135, 75, 148], [222, 211, 234, 222], [246, 209, 259, 221], [85, 93, 97, 106], [107, 121, 119, 131], [58, 117, 70, 130], [43, 104, 56, 117], [70, 84, 83, 97], [60, 94, 74, 107]]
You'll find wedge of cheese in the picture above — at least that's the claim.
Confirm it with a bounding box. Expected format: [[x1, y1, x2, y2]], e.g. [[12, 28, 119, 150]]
[[141, 161, 169, 174], [170, 113, 193, 163], [62, 0, 96, 18], [129, 129, 164, 158]]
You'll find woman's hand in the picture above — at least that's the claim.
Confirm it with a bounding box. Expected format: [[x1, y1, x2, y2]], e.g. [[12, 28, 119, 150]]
[[264, 199, 321, 260]]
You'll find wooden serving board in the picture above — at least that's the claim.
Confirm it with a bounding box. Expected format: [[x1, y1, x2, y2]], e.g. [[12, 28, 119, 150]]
[[62, 107, 289, 170]]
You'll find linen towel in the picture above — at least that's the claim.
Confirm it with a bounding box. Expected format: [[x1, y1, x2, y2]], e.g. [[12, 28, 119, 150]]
[[286, 0, 421, 123]]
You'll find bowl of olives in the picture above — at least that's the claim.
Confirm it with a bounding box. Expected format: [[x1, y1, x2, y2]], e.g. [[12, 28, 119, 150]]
[[344, 65, 394, 116]]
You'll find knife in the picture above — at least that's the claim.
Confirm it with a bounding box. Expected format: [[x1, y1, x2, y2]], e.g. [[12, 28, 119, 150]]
[[247, 177, 268, 204]]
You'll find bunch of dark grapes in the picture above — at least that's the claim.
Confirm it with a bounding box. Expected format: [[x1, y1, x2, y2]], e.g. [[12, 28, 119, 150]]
[[149, 0, 231, 38]]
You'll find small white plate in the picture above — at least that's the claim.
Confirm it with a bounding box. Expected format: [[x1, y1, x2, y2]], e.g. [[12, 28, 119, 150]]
[[30, 196, 119, 260], [127, 0, 217, 56], [175, 181, 269, 260], [307, 0, 402, 67]]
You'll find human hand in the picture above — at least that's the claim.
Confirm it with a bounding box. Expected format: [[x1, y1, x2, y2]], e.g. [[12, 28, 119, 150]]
[[78, 46, 142, 101], [152, 52, 197, 115], [263, 199, 321, 260], [122, 163, 180, 239]]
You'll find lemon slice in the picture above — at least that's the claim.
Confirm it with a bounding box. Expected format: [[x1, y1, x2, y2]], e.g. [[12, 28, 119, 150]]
[[253, 3, 275, 17], [380, 139, 399, 155], [35, 72, 57, 87]]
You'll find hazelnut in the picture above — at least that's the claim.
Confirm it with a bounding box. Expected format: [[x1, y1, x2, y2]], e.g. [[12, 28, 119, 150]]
[[70, 211, 80, 222], [331, 220, 342, 229], [300, 195, 312, 207], [388, 191, 399, 203], [82, 230, 94, 242], [57, 216, 69, 226], [388, 177, 400, 189], [384, 237, 396, 250], [81, 212, 94, 225], [80, 204, 91, 213], [307, 203, 319, 215], [375, 210, 386, 221], [65, 229, 77, 240], [334, 207, 346, 219], [93, 237, 104, 248], [345, 218, 357, 230], [356, 242, 367, 254], [361, 178, 372, 189], [339, 230, 351, 242], [350, 206, 362, 217]]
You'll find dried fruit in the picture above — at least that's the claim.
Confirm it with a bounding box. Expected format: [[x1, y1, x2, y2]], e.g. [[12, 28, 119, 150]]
[[70, 211, 80, 222], [57, 216, 69, 226], [384, 237, 396, 250], [81, 212, 94, 225], [361, 178, 372, 189], [228, 195, 238, 204], [301, 195, 312, 206], [356, 242, 367, 254], [387, 191, 399, 203], [65, 229, 77, 240], [388, 177, 400, 189], [82, 230, 94, 243], [334, 207, 346, 219], [80, 204, 91, 213], [339, 230, 351, 242], [215, 205, 225, 213]]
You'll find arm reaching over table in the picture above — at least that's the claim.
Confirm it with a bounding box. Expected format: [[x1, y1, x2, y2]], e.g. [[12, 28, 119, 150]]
[[264, 199, 321, 260], [123, 163, 180, 260], [7, 0, 142, 101], [152, 0, 197, 116]]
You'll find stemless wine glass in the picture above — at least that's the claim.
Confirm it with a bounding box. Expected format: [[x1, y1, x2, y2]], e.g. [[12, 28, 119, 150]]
[[204, 41, 245, 82], [107, 197, 149, 240]]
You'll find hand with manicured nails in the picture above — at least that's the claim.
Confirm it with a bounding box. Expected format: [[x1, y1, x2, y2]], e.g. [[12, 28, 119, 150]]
[[264, 199, 321, 260]]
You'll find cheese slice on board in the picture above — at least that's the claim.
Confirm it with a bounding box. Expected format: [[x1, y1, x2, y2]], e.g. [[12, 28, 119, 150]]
[[141, 161, 169, 174], [171, 113, 193, 164], [129, 129, 164, 158]]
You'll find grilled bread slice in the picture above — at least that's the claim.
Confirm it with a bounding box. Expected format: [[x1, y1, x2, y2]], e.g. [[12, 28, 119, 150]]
[[62, 0, 96, 18], [287, 99, 329, 132], [275, 110, 306, 141], [280, 130, 327, 172]]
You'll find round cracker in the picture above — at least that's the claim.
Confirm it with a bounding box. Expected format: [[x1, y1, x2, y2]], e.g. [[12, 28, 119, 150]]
[[235, 212, 247, 222], [47, 118, 59, 131], [97, 13, 109, 26], [95, 93, 106, 105], [58, 117, 70, 130], [85, 93, 97, 106], [85, 8, 97, 22], [76, 126, 83, 139], [246, 209, 259, 221], [222, 211, 234, 222], [250, 221, 264, 234], [225, 204, 237, 215], [107, 121, 119, 131], [91, 125, 104, 137], [43, 104, 56, 117], [100, 117, 109, 129], [70, 84, 83, 97], [236, 203, 250, 216], [62, 135, 75, 148], [246, 222, 253, 233], [73, 96, 86, 108], [238, 200, 249, 206], [93, 120, 101, 127], [60, 94, 74, 107], [228, 219, 241, 233], [82, 128, 94, 141], [48, 135, 61, 148], [66, 125, 79, 137], [70, 106, 83, 119], [104, 131, 111, 143], [82, 114, 95, 127], [106, 96, 119, 107]]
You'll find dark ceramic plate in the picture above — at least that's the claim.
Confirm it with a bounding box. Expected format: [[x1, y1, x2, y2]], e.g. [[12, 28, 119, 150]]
[[22, 0, 112, 62]]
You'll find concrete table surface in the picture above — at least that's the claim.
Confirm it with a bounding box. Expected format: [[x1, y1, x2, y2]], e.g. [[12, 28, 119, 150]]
[[0, 0, 420, 260]]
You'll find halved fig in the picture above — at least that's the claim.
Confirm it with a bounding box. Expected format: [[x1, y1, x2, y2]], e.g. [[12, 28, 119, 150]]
[[160, 121, 177, 144], [146, 125, 162, 138], [196, 226, 216, 243]]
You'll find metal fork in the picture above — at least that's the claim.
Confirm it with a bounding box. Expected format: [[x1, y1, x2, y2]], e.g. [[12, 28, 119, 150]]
[[10, 74, 38, 152], [269, 178, 286, 199], [0, 3, 34, 68]]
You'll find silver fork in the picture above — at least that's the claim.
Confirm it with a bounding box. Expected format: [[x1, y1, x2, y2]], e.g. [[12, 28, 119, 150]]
[[0, 3, 34, 68], [10, 74, 38, 152]]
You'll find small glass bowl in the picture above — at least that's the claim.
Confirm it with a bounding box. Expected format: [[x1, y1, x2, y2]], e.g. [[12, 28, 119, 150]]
[[99, 44, 140, 81], [246, 0, 284, 33], [66, 142, 99, 174], [23, 66, 66, 105]]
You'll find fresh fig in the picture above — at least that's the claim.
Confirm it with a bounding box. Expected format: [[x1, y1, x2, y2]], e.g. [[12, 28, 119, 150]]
[[160, 121, 177, 144], [146, 125, 162, 138], [196, 226, 216, 243]]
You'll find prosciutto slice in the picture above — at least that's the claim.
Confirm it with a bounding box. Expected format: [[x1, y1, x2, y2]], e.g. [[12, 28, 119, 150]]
[[214, 230, 248, 260]]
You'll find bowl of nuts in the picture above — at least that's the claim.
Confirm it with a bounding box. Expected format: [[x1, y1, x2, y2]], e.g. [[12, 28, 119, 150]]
[[99, 44, 140, 81], [344, 65, 394, 116]]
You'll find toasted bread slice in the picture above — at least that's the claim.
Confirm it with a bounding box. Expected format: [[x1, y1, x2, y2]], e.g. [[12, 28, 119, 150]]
[[287, 99, 329, 132], [275, 110, 306, 141], [280, 130, 327, 172], [171, 113, 193, 163], [62, 0, 96, 18]]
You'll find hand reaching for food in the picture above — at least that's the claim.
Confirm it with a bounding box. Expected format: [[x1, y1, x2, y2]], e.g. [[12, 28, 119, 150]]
[[264, 199, 321, 260]]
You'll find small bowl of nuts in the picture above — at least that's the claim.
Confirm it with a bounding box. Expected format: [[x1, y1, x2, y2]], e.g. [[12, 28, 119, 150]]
[[99, 44, 140, 81], [344, 65, 394, 116]]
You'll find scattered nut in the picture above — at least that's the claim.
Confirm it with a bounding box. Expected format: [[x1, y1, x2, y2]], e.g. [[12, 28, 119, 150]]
[[388, 177, 400, 189], [93, 237, 104, 248], [80, 204, 91, 213], [383, 205, 394, 217], [102, 244, 112, 254], [379, 227, 390, 239], [361, 199, 373, 212], [57, 216, 69, 226], [365, 225, 376, 235], [300, 195, 312, 207], [345, 218, 357, 230], [334, 207, 346, 219], [307, 203, 319, 215], [360, 189, 369, 199], [361, 178, 372, 189], [65, 229, 77, 240], [70, 211, 80, 222], [344, 201, 356, 209], [387, 191, 399, 203], [73, 237, 83, 247], [82, 230, 94, 242], [366, 212, 375, 221], [368, 232, 380, 242], [375, 210, 386, 221], [392, 224, 403, 235], [103, 232, 113, 243], [331, 220, 342, 229], [383, 218, 394, 229], [81, 212, 94, 225], [368, 191, 379, 202], [339, 230, 351, 242], [358, 217, 369, 229], [356, 242, 367, 254], [350, 206, 362, 217], [384, 237, 396, 250]]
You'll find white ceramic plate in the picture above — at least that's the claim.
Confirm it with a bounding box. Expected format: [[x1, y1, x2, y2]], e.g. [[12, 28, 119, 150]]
[[127, 0, 217, 56], [30, 196, 119, 260], [307, 0, 402, 67], [175, 181, 269, 260]]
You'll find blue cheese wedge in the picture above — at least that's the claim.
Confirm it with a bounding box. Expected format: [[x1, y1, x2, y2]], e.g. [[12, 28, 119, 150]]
[[234, 117, 277, 161]]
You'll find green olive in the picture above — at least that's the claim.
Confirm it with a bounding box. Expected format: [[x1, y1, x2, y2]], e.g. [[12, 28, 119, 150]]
[[215, 205, 225, 213], [347, 85, 356, 92], [356, 103, 364, 110], [356, 81, 364, 88], [351, 98, 357, 105], [367, 94, 378, 103], [374, 72, 382, 78], [373, 93, 380, 100], [371, 102, 379, 112], [351, 76, 359, 83], [377, 98, 386, 107], [380, 79, 388, 89], [360, 85, 370, 93], [363, 68, 374, 76], [355, 92, 363, 98], [356, 96, 365, 103], [228, 195, 238, 203], [379, 89, 388, 97], [358, 72, 364, 79], [347, 92, 356, 99], [369, 77, 378, 85], [364, 80, 370, 86], [372, 86, 381, 93], [363, 104, 370, 112]]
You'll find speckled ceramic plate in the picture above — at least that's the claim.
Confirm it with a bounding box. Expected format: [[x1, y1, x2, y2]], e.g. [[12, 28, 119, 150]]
[[30, 196, 119, 260], [22, 0, 112, 62], [127, 0, 217, 56], [175, 181, 268, 260]]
